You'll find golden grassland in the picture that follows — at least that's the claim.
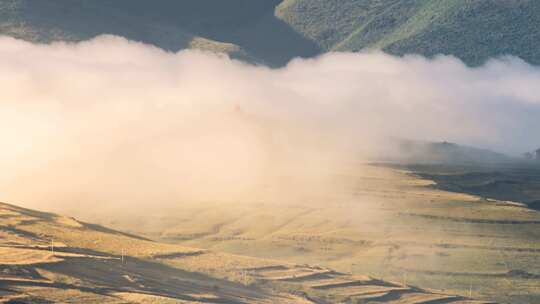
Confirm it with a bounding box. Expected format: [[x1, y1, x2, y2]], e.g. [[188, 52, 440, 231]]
[[82, 164, 540, 303], [0, 166, 498, 304]]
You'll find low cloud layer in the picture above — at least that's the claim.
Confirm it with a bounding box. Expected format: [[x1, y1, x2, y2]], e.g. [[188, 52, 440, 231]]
[[1, 35, 539, 210]]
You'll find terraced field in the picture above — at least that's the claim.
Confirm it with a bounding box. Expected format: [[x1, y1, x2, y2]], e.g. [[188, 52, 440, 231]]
[[0, 203, 295, 303], [0, 200, 493, 303], [78, 164, 540, 303]]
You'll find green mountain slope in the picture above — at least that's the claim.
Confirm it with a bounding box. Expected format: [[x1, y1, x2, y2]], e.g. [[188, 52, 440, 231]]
[[276, 0, 540, 66]]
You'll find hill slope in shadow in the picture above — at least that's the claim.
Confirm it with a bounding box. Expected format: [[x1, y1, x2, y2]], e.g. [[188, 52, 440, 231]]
[[0, 0, 320, 65]]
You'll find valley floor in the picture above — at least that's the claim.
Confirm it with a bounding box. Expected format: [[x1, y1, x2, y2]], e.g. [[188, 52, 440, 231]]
[[0, 198, 492, 304], [76, 164, 540, 304]]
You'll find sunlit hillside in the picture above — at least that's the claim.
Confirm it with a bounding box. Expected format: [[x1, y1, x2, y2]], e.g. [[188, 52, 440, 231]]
[[82, 164, 540, 304], [0, 199, 494, 303], [278, 0, 540, 65]]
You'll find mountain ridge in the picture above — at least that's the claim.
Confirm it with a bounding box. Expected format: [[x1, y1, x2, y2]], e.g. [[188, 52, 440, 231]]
[[1, 0, 539, 66]]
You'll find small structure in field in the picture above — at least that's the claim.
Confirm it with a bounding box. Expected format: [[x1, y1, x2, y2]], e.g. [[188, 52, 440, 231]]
[[524, 152, 534, 160]]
